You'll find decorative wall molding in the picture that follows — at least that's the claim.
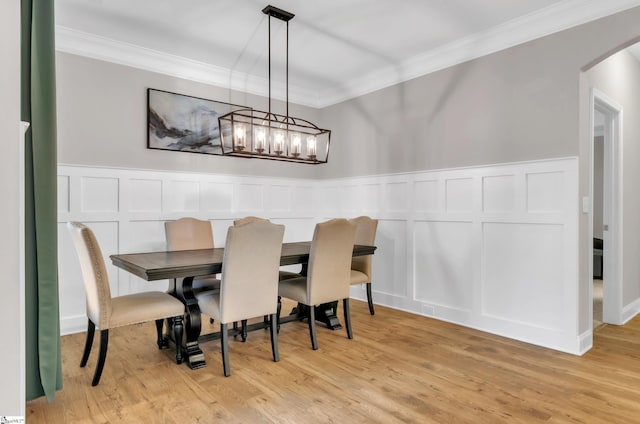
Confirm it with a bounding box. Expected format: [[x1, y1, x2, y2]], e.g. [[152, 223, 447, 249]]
[[56, 1, 640, 108], [58, 158, 581, 353]]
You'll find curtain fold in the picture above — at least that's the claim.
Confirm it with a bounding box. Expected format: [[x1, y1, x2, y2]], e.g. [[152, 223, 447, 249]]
[[22, 0, 63, 402]]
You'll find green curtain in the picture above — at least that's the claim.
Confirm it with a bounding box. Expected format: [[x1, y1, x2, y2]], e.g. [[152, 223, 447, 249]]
[[21, 0, 63, 402]]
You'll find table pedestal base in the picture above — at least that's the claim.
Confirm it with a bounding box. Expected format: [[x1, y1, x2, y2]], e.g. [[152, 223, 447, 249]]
[[184, 342, 206, 369], [292, 302, 342, 330]]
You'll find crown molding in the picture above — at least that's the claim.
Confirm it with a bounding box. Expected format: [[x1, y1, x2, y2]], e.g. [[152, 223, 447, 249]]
[[319, 0, 640, 106], [55, 26, 321, 108], [56, 0, 640, 108]]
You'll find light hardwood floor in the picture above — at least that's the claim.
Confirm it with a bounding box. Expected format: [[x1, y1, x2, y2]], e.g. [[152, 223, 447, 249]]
[[594, 279, 603, 328], [27, 299, 640, 423]]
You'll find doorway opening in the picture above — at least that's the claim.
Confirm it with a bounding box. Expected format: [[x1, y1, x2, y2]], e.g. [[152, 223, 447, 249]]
[[591, 90, 623, 328]]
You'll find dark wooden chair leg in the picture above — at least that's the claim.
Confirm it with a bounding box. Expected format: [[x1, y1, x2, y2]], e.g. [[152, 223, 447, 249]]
[[343, 298, 353, 339], [276, 296, 282, 333], [269, 313, 279, 362], [80, 319, 95, 367], [92, 329, 109, 386], [269, 314, 280, 362], [221, 323, 230, 377], [241, 320, 248, 342], [366, 282, 375, 315], [173, 316, 183, 364], [308, 306, 318, 350], [155, 319, 166, 349]]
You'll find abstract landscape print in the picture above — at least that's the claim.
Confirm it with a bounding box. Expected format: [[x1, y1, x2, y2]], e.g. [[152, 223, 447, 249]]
[[147, 88, 246, 155]]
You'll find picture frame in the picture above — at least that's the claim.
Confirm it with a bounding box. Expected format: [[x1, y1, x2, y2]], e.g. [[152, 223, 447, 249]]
[[147, 88, 249, 156]]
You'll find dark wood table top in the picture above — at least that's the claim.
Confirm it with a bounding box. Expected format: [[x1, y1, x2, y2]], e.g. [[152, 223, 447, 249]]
[[110, 242, 376, 281]]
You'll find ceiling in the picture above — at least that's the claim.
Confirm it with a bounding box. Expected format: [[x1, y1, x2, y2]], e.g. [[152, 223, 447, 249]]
[[55, 0, 640, 107]]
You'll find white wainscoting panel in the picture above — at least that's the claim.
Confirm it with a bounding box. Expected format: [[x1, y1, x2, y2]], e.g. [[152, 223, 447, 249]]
[[201, 182, 233, 212], [373, 219, 409, 299], [81, 177, 119, 212], [327, 158, 580, 354], [57, 165, 322, 335], [527, 171, 564, 213], [414, 221, 474, 312], [445, 177, 474, 213], [236, 183, 264, 212], [361, 183, 381, 212], [291, 186, 315, 214], [129, 179, 162, 212], [414, 179, 439, 212], [268, 185, 292, 212], [482, 222, 565, 329], [483, 174, 516, 213], [165, 180, 200, 212], [58, 158, 581, 354]]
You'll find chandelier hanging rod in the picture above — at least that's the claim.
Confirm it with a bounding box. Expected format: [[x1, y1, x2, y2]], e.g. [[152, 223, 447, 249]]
[[263, 5, 295, 131]]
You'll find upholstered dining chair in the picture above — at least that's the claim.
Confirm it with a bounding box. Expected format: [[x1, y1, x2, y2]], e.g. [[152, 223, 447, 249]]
[[67, 221, 185, 386], [233, 216, 299, 281], [231, 216, 298, 339], [349, 216, 379, 315], [277, 218, 357, 350], [165, 217, 220, 294], [196, 220, 285, 376]]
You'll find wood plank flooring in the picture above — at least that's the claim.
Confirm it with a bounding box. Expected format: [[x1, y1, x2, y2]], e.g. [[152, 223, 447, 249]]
[[26, 299, 640, 423]]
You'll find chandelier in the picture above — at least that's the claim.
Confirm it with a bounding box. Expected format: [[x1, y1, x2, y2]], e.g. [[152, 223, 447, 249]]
[[218, 5, 331, 164]]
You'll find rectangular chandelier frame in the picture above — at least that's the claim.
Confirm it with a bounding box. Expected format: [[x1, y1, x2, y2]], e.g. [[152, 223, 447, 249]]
[[218, 108, 330, 163], [218, 5, 331, 164]]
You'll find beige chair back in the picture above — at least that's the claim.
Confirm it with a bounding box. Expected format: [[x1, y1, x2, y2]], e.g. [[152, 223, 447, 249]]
[[233, 216, 268, 226], [67, 222, 112, 330], [165, 217, 214, 251], [350, 216, 378, 278], [306, 219, 357, 305], [219, 221, 285, 323]]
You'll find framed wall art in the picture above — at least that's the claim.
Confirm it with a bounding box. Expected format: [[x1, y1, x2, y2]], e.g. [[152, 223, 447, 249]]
[[147, 88, 248, 155]]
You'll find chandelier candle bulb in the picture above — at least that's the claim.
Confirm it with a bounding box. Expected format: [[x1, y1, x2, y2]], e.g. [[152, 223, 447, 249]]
[[291, 133, 301, 157], [307, 135, 317, 159], [255, 127, 266, 153], [234, 124, 246, 150], [274, 130, 284, 155]]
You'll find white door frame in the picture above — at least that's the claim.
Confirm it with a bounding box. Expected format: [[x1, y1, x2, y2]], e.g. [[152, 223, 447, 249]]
[[591, 89, 623, 325]]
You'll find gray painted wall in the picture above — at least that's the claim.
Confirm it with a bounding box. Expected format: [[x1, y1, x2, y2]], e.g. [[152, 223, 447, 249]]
[[56, 52, 324, 179], [1, 0, 24, 416], [318, 7, 640, 179], [587, 49, 640, 310], [57, 8, 640, 181]]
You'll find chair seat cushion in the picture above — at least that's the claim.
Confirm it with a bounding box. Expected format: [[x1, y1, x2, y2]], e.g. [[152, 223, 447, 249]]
[[278, 270, 300, 281], [109, 291, 184, 329], [350, 269, 369, 285], [278, 277, 308, 304], [196, 291, 222, 321], [192, 275, 221, 294]]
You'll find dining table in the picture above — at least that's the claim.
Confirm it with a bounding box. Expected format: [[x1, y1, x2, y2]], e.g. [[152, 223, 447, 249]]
[[110, 242, 376, 369]]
